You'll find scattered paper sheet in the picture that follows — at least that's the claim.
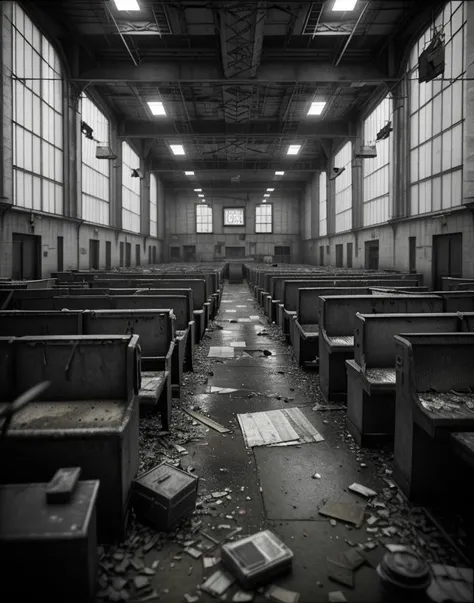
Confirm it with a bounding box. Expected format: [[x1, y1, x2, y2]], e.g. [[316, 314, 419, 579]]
[[230, 341, 247, 348], [208, 346, 234, 358], [349, 483, 377, 498], [237, 408, 324, 448]]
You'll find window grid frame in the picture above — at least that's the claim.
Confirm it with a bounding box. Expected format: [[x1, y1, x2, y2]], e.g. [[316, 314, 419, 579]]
[[255, 203, 273, 234], [149, 173, 158, 238], [408, 1, 466, 216], [12, 3, 64, 214], [196, 203, 213, 233]]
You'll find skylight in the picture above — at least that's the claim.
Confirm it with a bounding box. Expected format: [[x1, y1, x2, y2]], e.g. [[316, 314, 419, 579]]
[[185, 171, 195, 176], [194, 188, 202, 192], [147, 101, 166, 116], [170, 144, 185, 155], [264, 193, 270, 197], [308, 101, 327, 115], [198, 194, 204, 198], [333, 0, 357, 11], [287, 145, 301, 155], [113, 0, 140, 10], [275, 171, 285, 176], [266, 188, 275, 192]]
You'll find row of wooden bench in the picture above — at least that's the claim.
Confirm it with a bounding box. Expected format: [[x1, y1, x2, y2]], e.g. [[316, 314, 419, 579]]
[[248, 264, 474, 504], [0, 263, 226, 543]]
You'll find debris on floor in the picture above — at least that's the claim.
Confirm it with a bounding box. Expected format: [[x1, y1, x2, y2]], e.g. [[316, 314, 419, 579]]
[[184, 409, 231, 434], [265, 584, 300, 603], [201, 569, 235, 596], [318, 500, 367, 528], [348, 482, 377, 498]]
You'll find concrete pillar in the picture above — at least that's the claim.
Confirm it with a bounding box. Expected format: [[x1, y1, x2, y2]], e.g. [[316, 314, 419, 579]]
[[327, 157, 336, 235], [140, 158, 149, 236], [392, 78, 409, 218], [111, 130, 122, 230], [310, 172, 320, 239], [352, 121, 364, 230], [463, 1, 474, 204], [65, 87, 80, 219]]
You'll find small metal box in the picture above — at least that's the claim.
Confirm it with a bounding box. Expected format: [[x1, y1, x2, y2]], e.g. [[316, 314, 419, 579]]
[[221, 530, 293, 589], [132, 463, 198, 531], [0, 478, 99, 602]]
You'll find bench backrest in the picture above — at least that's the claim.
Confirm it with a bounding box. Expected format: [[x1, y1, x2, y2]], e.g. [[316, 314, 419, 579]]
[[442, 277, 474, 291], [0, 310, 83, 336], [320, 295, 443, 336], [355, 312, 462, 368], [91, 279, 206, 309], [10, 335, 140, 402], [112, 296, 186, 331], [370, 287, 429, 295], [298, 287, 371, 324], [108, 288, 193, 323], [83, 309, 173, 357], [395, 333, 474, 392]]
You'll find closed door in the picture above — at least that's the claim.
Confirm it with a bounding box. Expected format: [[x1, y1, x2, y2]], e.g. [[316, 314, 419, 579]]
[[335, 244, 343, 267], [57, 236, 64, 272], [135, 244, 140, 266], [433, 233, 462, 289], [365, 240, 379, 270], [346, 242, 353, 268], [409, 237, 416, 273], [225, 246, 245, 258], [170, 247, 180, 260], [89, 239, 99, 269], [319, 246, 324, 266], [125, 243, 131, 267], [183, 245, 196, 261], [119, 242, 124, 266], [274, 246, 291, 263], [105, 241, 112, 269], [12, 233, 41, 280]]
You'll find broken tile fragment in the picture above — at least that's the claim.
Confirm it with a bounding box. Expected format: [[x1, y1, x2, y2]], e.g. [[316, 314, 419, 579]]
[[265, 584, 300, 603], [328, 592, 347, 603], [133, 576, 149, 590], [184, 594, 199, 603], [232, 591, 255, 602], [201, 569, 235, 596], [184, 547, 202, 559], [349, 483, 377, 498], [327, 558, 354, 588]]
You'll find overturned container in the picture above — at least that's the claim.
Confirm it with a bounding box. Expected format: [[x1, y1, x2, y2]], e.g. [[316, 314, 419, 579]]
[[132, 463, 198, 531], [221, 529, 293, 589]]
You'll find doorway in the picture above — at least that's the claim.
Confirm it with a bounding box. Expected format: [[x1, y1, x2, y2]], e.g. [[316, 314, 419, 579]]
[[135, 244, 140, 267], [89, 239, 99, 269], [225, 246, 245, 258], [335, 244, 343, 267], [12, 233, 41, 280], [365, 240, 379, 270], [183, 245, 196, 262], [274, 246, 291, 263], [105, 241, 112, 269], [125, 242, 131, 267], [432, 233, 462, 290], [346, 242, 353, 268], [409, 237, 416, 273], [170, 247, 180, 261], [319, 246, 324, 266], [57, 236, 64, 272]]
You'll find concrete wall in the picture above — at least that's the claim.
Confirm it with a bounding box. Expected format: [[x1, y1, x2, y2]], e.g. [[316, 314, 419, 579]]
[[302, 209, 474, 286], [165, 192, 301, 262], [0, 210, 163, 276]]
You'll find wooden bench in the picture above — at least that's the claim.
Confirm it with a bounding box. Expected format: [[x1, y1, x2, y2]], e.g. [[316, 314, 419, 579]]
[[393, 333, 474, 502], [346, 312, 464, 446], [292, 287, 371, 366], [0, 334, 141, 543], [54, 296, 182, 395], [319, 295, 444, 403]]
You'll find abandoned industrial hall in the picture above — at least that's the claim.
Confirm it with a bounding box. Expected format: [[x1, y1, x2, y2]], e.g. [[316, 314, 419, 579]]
[[0, 0, 473, 601]]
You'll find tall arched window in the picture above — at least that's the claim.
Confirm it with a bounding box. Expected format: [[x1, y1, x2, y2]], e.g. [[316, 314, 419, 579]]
[[122, 142, 141, 233], [408, 1, 466, 214], [12, 3, 64, 213], [81, 94, 110, 225], [363, 95, 392, 225], [334, 142, 352, 233]]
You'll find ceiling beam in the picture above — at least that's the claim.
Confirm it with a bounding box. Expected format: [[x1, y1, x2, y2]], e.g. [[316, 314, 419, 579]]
[[151, 160, 324, 172], [74, 60, 396, 84], [119, 119, 354, 138], [163, 180, 307, 190]]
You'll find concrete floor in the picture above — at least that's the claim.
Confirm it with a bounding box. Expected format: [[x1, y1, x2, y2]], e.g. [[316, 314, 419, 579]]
[[98, 282, 468, 603]]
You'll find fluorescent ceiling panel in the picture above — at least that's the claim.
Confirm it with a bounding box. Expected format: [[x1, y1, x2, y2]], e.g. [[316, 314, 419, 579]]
[[185, 171, 195, 176], [264, 193, 270, 197], [287, 145, 301, 155], [198, 194, 204, 197], [275, 171, 285, 176], [333, 0, 357, 11], [147, 101, 166, 115], [113, 0, 140, 10], [194, 188, 202, 192], [266, 188, 275, 192], [170, 144, 185, 155], [308, 101, 327, 115]]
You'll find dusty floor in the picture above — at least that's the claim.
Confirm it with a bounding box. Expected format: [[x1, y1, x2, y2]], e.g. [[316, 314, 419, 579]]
[[97, 282, 469, 603]]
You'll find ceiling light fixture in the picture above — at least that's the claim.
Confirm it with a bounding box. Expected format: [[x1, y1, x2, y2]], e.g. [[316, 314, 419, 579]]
[[113, 0, 140, 10], [264, 193, 270, 197], [198, 194, 204, 198], [262, 199, 267, 203], [287, 145, 301, 155], [185, 171, 194, 176], [147, 101, 166, 116], [201, 199, 206, 203], [194, 188, 202, 192], [170, 144, 185, 155], [266, 188, 275, 192], [332, 0, 357, 11], [275, 171, 285, 176], [308, 101, 327, 115]]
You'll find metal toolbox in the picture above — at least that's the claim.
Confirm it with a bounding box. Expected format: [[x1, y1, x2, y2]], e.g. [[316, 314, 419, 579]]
[[132, 463, 198, 531], [0, 473, 99, 602], [221, 530, 293, 589]]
